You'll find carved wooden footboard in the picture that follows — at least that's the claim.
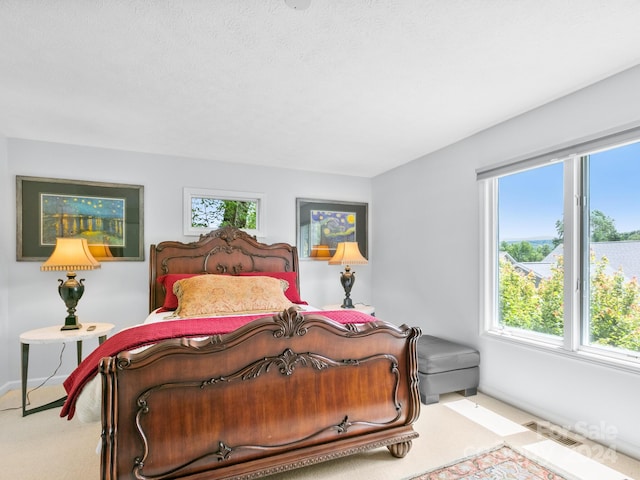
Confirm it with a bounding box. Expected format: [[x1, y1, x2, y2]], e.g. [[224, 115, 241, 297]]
[[100, 308, 421, 480]]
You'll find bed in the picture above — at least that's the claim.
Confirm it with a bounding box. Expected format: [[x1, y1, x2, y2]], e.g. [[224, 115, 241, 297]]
[[61, 227, 422, 480]]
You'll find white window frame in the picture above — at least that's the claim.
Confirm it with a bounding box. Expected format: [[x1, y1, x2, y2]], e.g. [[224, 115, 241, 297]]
[[183, 187, 266, 238], [479, 172, 566, 350], [478, 124, 640, 374]]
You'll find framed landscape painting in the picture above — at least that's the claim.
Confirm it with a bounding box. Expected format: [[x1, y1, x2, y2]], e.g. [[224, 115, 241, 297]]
[[296, 198, 368, 260], [183, 187, 266, 238], [17, 176, 144, 261]]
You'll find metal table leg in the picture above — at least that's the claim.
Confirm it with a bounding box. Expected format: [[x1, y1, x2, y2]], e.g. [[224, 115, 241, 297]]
[[21, 342, 68, 416], [21, 342, 28, 417]]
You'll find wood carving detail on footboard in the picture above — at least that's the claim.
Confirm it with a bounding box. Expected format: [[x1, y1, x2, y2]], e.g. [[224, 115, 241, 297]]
[[101, 308, 421, 480], [131, 349, 403, 479]]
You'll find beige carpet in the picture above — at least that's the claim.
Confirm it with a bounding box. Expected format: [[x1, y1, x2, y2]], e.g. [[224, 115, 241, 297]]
[[1, 386, 638, 480]]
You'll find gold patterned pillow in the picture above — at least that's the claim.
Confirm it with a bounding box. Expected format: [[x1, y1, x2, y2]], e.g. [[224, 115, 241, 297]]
[[173, 274, 294, 318]]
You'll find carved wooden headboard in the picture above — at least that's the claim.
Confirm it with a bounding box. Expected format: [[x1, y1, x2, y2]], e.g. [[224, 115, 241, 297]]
[[149, 227, 300, 312]]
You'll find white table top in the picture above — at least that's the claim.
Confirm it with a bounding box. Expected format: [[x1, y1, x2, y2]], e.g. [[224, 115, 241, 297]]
[[20, 322, 115, 344], [323, 304, 375, 315]]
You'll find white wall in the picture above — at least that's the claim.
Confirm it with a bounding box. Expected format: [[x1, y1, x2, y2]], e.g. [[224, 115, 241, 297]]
[[372, 64, 640, 458], [1, 139, 372, 394], [0, 134, 9, 392]]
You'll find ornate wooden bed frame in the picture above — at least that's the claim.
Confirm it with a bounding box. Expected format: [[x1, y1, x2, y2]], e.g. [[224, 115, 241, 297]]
[[100, 227, 421, 480]]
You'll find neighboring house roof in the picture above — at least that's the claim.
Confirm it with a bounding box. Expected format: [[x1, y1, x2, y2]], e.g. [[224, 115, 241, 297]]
[[499, 252, 548, 285], [542, 241, 640, 281], [519, 262, 555, 280], [501, 241, 640, 282]]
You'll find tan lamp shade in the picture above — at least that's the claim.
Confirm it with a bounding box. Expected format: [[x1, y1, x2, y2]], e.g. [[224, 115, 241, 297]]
[[328, 242, 368, 265], [41, 238, 101, 272]]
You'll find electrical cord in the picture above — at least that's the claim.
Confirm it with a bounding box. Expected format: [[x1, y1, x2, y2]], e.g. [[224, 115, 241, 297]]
[[0, 343, 66, 412]]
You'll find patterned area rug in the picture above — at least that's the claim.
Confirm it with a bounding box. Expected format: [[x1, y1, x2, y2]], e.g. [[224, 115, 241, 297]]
[[410, 445, 567, 480]]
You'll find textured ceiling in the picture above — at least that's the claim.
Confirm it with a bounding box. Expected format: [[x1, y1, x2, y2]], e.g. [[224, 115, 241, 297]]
[[1, 1, 640, 177]]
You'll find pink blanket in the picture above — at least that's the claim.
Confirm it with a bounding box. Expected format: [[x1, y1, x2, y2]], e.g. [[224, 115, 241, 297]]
[[61, 309, 373, 419]]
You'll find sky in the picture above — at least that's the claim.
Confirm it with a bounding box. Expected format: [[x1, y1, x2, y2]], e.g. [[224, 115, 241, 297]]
[[498, 141, 640, 241]]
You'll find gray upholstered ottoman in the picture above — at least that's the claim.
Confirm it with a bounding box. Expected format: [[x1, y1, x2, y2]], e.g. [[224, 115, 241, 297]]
[[417, 335, 480, 405]]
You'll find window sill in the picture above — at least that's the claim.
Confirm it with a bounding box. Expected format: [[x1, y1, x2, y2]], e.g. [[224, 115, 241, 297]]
[[483, 329, 640, 375]]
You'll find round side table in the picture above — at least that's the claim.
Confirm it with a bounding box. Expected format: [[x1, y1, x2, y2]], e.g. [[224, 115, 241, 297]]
[[19, 322, 115, 416]]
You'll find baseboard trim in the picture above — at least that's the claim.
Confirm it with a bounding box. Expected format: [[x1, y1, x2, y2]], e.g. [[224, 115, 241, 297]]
[[0, 375, 66, 399], [0, 381, 12, 398]]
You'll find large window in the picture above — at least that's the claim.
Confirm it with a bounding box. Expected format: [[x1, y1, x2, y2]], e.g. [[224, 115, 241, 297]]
[[584, 144, 640, 354], [497, 162, 565, 341], [480, 131, 640, 368]]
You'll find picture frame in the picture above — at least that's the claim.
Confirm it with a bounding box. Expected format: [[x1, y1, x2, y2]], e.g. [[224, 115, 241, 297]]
[[16, 176, 144, 261], [296, 198, 368, 260], [183, 187, 266, 237]]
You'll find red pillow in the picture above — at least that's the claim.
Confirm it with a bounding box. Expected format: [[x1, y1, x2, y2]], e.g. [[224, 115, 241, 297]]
[[157, 273, 201, 311], [157, 271, 307, 312], [238, 271, 307, 305]]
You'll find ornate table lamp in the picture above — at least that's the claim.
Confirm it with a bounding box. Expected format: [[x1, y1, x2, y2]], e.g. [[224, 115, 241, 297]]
[[328, 242, 368, 308], [41, 238, 101, 330]]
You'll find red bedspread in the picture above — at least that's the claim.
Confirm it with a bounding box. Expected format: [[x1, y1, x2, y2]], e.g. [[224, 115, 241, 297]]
[[61, 309, 374, 420]]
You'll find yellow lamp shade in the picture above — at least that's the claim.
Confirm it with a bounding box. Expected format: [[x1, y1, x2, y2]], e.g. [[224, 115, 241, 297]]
[[328, 242, 368, 265], [41, 238, 101, 272]]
